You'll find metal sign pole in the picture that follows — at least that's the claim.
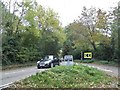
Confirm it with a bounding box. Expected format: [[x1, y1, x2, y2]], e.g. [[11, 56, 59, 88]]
[[81, 51, 83, 60]]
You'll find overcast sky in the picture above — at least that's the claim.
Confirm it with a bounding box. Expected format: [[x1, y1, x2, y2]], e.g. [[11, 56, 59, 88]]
[[3, 0, 119, 27], [37, 0, 119, 27]]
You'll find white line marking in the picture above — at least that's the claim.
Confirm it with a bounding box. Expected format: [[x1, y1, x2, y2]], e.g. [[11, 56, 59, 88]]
[[0, 82, 13, 89], [82, 64, 113, 72]]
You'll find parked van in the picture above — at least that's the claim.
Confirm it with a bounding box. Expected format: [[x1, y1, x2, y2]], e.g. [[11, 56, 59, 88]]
[[60, 55, 74, 66]]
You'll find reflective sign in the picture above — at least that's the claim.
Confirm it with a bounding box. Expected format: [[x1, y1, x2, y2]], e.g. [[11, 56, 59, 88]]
[[84, 52, 92, 58]]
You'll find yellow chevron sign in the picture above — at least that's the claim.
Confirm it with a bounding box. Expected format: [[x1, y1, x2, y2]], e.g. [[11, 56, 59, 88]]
[[84, 52, 92, 58]]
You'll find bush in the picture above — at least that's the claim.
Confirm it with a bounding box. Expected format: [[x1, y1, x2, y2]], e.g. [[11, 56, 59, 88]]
[[99, 61, 109, 64], [79, 60, 94, 63], [94, 44, 113, 61]]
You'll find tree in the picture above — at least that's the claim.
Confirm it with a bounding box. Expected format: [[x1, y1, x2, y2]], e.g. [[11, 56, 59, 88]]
[[1, 0, 21, 64], [110, 2, 120, 61], [63, 7, 113, 60], [78, 7, 111, 51], [2, 0, 66, 65], [63, 22, 91, 58]]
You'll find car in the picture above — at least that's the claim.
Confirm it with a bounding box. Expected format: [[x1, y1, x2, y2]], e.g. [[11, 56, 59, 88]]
[[37, 55, 60, 69], [60, 55, 74, 66]]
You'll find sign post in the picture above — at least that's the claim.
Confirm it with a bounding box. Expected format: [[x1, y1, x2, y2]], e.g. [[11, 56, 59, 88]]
[[81, 51, 83, 60]]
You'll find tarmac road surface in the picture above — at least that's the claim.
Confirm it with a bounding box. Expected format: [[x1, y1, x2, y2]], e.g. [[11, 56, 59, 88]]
[[0, 66, 48, 89]]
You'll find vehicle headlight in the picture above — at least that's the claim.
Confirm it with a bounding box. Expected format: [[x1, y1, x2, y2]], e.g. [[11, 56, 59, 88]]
[[37, 61, 40, 64]]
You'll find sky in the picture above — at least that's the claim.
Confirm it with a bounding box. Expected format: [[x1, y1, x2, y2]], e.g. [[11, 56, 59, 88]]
[[37, 0, 119, 27], [3, 0, 119, 27]]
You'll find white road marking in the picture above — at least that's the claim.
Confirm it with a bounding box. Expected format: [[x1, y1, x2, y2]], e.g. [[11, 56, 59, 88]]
[[0, 82, 13, 89], [96, 67, 113, 72], [82, 64, 113, 72]]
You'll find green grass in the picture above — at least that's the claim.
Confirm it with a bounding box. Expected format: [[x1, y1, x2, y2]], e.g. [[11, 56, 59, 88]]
[[12, 65, 118, 88], [74, 60, 94, 63], [74, 60, 118, 67], [94, 60, 118, 66]]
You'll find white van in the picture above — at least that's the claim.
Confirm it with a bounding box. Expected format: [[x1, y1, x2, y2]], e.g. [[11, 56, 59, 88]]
[[60, 55, 74, 66]]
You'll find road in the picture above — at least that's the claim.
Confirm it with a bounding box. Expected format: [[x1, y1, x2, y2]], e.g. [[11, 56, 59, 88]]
[[82, 63, 119, 78], [0, 66, 48, 89]]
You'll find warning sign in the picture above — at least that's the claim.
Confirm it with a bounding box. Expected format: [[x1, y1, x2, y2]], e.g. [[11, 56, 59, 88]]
[[84, 52, 92, 59]]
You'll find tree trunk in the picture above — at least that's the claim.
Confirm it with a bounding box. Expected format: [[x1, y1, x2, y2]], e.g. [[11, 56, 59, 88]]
[[91, 41, 97, 51]]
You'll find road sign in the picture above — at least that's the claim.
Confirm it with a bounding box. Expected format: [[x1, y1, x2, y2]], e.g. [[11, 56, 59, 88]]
[[84, 52, 92, 59]]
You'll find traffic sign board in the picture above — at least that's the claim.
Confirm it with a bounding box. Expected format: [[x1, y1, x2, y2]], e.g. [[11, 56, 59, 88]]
[[84, 52, 92, 59]]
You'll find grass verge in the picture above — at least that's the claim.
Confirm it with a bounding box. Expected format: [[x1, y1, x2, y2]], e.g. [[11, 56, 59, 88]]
[[74, 60, 94, 63], [93, 60, 118, 67], [11, 65, 118, 88], [2, 62, 36, 70], [74, 60, 118, 67]]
